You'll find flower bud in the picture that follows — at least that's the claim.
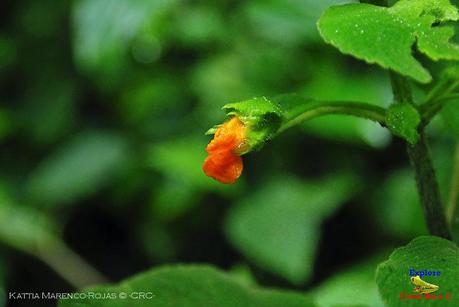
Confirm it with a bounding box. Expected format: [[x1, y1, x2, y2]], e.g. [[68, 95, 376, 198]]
[[203, 97, 282, 184]]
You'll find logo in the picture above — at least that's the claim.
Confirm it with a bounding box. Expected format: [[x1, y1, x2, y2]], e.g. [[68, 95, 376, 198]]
[[409, 268, 441, 277], [410, 275, 439, 294], [399, 268, 452, 301]]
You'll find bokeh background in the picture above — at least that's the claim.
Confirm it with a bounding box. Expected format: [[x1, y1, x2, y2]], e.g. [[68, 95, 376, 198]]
[[0, 0, 457, 306]]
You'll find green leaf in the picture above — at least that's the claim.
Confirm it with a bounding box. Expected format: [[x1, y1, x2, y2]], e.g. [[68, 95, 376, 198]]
[[225, 174, 358, 284], [311, 252, 388, 307], [318, 0, 459, 83], [385, 103, 421, 144], [27, 131, 129, 207], [58, 265, 317, 307], [376, 236, 459, 306]]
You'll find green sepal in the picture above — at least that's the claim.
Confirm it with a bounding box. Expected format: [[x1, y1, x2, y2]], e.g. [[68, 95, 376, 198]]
[[221, 97, 283, 153], [205, 124, 222, 135], [385, 103, 421, 145]]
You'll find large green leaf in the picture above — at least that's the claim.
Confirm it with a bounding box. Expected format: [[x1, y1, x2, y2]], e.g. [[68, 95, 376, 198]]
[[59, 265, 317, 307], [376, 236, 459, 306], [225, 174, 358, 284], [318, 0, 459, 83]]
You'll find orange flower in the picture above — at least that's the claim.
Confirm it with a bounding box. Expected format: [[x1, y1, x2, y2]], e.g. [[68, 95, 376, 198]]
[[203, 117, 246, 184]]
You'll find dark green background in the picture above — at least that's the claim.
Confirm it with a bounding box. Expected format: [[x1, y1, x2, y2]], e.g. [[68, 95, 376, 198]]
[[0, 0, 457, 306]]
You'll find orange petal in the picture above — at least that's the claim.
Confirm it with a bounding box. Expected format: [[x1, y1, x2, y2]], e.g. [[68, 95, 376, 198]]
[[206, 133, 238, 154], [203, 151, 243, 184], [207, 117, 245, 153], [203, 117, 246, 184]]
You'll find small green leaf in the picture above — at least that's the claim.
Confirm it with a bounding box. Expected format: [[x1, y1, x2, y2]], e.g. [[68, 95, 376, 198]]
[[225, 174, 358, 284], [59, 265, 317, 307], [376, 236, 459, 307], [318, 0, 459, 83], [385, 103, 421, 144]]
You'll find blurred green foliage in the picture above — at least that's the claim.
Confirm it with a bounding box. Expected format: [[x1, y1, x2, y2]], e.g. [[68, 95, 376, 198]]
[[0, 0, 458, 306], [59, 265, 317, 307], [312, 252, 388, 307], [225, 174, 359, 284]]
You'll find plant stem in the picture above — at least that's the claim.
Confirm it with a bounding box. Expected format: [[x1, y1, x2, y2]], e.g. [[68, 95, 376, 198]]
[[38, 240, 109, 289], [390, 73, 413, 103], [278, 101, 386, 133], [390, 73, 451, 239], [407, 136, 451, 239]]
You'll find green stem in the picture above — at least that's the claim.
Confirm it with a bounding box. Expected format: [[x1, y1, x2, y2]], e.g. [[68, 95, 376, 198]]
[[390, 73, 451, 239], [407, 137, 451, 239], [278, 101, 386, 133], [38, 240, 109, 288], [390, 73, 413, 103]]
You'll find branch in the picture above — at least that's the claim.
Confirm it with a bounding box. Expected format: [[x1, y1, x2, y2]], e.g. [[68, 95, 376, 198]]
[[390, 73, 451, 239], [278, 101, 386, 133]]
